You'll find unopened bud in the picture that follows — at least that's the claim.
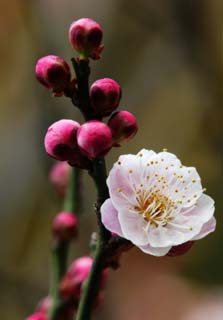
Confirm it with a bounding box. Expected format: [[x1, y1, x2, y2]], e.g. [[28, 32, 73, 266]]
[[108, 111, 138, 146], [90, 78, 121, 116], [36, 296, 52, 316], [69, 18, 103, 60], [167, 241, 194, 257], [35, 55, 71, 95], [26, 312, 47, 320], [49, 161, 71, 197], [44, 119, 80, 161], [60, 256, 93, 300], [77, 121, 113, 158], [52, 211, 78, 242]]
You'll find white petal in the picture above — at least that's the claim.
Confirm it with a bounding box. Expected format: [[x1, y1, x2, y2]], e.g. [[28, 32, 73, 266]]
[[157, 151, 182, 165], [184, 194, 215, 223], [148, 224, 187, 247], [175, 166, 203, 207], [101, 199, 123, 237], [107, 154, 140, 209], [118, 210, 149, 246], [192, 217, 216, 240], [136, 149, 156, 158], [139, 243, 171, 256]]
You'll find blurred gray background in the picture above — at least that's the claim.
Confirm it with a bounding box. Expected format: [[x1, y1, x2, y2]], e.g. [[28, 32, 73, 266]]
[[0, 0, 222, 319]]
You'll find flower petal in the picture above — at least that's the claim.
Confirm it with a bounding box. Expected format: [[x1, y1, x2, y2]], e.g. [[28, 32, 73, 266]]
[[192, 217, 216, 240], [139, 243, 171, 256], [118, 210, 149, 246], [101, 199, 123, 236], [107, 154, 140, 209], [183, 194, 215, 223], [148, 224, 187, 247]]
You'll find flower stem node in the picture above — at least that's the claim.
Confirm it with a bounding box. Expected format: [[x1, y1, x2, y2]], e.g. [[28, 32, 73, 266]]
[[108, 111, 138, 146], [90, 78, 121, 117], [69, 18, 103, 60], [52, 211, 78, 243], [77, 120, 113, 158], [35, 55, 71, 95], [26, 312, 47, 320], [49, 161, 71, 197]]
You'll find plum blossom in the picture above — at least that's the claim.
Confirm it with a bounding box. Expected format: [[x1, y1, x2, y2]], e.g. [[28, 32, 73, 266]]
[[101, 149, 216, 256]]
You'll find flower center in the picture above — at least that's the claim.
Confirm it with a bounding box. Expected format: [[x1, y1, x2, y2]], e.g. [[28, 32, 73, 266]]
[[134, 189, 175, 227]]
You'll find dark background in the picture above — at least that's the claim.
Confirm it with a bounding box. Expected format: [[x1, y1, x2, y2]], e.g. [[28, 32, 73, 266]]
[[0, 0, 222, 319]]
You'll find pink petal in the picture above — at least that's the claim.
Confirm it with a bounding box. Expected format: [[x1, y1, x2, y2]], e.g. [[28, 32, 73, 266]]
[[184, 194, 215, 223], [193, 217, 216, 240], [139, 243, 171, 257], [118, 210, 149, 246], [101, 199, 123, 236]]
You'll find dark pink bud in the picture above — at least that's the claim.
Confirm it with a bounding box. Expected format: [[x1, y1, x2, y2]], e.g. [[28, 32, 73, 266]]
[[36, 296, 52, 315], [26, 312, 47, 320], [108, 111, 138, 146], [167, 241, 194, 257], [49, 161, 71, 197], [69, 18, 103, 60], [35, 55, 71, 94], [60, 256, 107, 303], [60, 256, 93, 300], [52, 211, 78, 242], [44, 119, 80, 161], [90, 78, 121, 116], [77, 120, 113, 158]]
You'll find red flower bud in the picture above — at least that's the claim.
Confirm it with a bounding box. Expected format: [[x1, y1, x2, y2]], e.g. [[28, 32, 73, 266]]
[[44, 119, 80, 161], [49, 161, 71, 197], [77, 120, 113, 158], [108, 111, 138, 146], [52, 211, 78, 242], [35, 55, 71, 95], [36, 296, 52, 315], [26, 312, 47, 320], [60, 256, 108, 303], [60, 256, 93, 301], [69, 18, 103, 60], [90, 78, 121, 116], [167, 241, 194, 257]]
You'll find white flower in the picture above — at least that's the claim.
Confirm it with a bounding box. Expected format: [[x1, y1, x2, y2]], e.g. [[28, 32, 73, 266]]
[[101, 149, 216, 256]]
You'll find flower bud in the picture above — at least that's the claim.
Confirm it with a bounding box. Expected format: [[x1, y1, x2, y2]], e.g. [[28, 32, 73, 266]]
[[108, 111, 138, 146], [60, 256, 108, 303], [77, 121, 113, 158], [36, 296, 52, 315], [49, 161, 71, 197], [35, 55, 71, 95], [90, 78, 121, 116], [52, 211, 78, 242], [167, 241, 194, 257], [26, 312, 47, 320], [69, 18, 103, 60], [60, 256, 93, 300], [44, 119, 80, 161]]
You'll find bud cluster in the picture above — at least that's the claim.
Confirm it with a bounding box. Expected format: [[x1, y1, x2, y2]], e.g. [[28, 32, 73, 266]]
[[36, 18, 138, 168]]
